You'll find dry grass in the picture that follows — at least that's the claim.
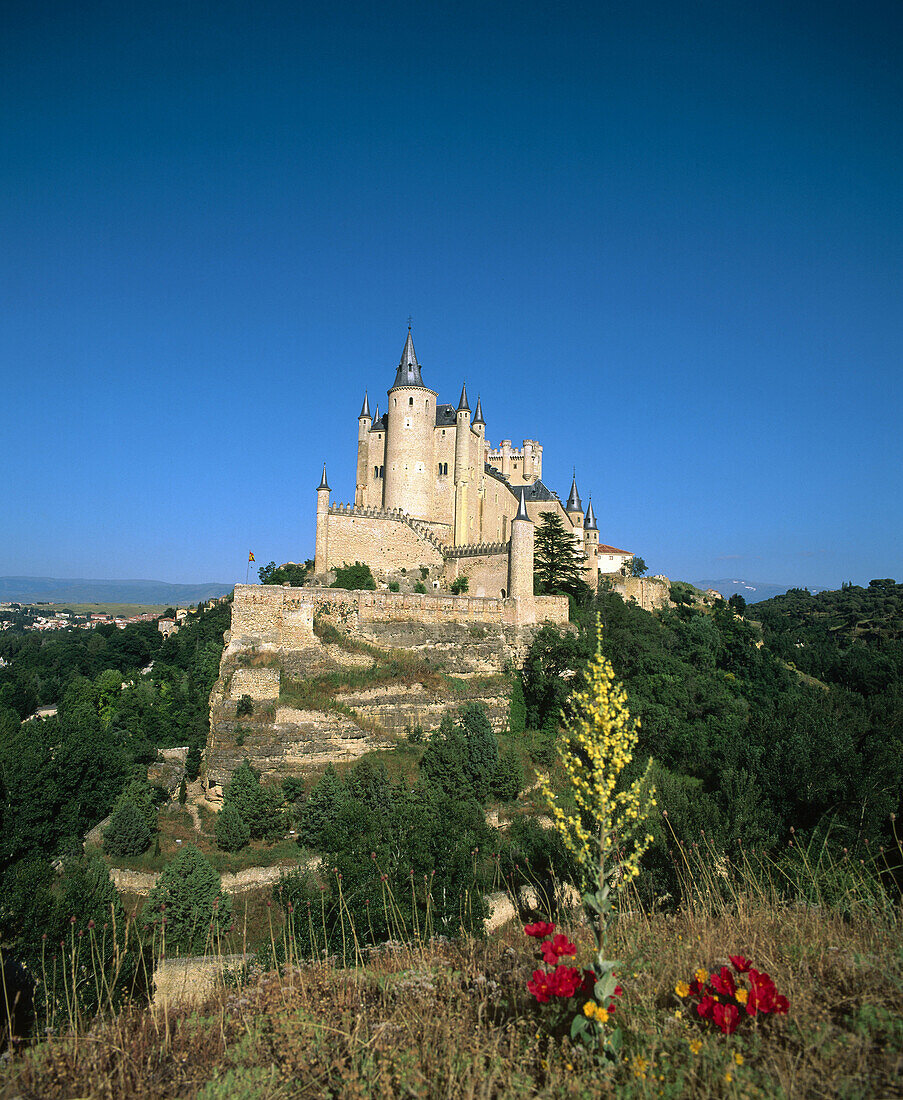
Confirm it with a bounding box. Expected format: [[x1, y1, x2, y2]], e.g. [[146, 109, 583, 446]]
[[2, 894, 900, 1099]]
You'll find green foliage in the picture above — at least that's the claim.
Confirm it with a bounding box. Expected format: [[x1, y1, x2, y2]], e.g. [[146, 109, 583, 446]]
[[236, 694, 254, 718], [103, 800, 152, 857], [299, 765, 347, 848], [626, 555, 647, 577], [490, 749, 523, 801], [420, 704, 500, 803], [533, 511, 588, 598], [223, 760, 282, 841], [450, 576, 469, 595], [508, 675, 526, 735], [112, 780, 158, 833], [143, 845, 232, 953], [331, 562, 377, 591], [215, 801, 250, 852], [388, 581, 400, 592], [728, 593, 746, 614], [178, 777, 187, 805], [258, 561, 311, 587], [414, 581, 427, 594], [185, 745, 202, 782]]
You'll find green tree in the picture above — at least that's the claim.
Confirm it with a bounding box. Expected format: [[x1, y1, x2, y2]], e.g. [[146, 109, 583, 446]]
[[299, 765, 347, 848], [626, 555, 648, 577], [728, 593, 747, 615], [508, 675, 527, 735], [450, 576, 469, 595], [215, 801, 250, 851], [143, 845, 231, 953], [223, 759, 281, 840], [533, 511, 587, 597], [236, 694, 253, 718], [103, 800, 152, 857], [331, 562, 377, 591]]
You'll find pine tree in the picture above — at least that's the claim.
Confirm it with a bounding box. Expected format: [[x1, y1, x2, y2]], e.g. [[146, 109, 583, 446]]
[[224, 758, 281, 839], [299, 765, 347, 848], [142, 844, 231, 952], [508, 675, 527, 735], [215, 801, 250, 851], [534, 511, 587, 597], [102, 800, 152, 857]]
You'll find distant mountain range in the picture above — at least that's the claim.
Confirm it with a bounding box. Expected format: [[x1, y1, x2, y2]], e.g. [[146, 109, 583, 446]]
[[0, 576, 233, 606], [693, 579, 830, 604]]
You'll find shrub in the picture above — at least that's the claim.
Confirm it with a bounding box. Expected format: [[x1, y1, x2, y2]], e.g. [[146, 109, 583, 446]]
[[508, 675, 527, 735], [185, 744, 202, 781], [332, 562, 377, 591], [414, 581, 427, 594], [223, 759, 282, 840], [236, 694, 254, 718], [450, 576, 469, 595], [103, 800, 152, 857], [215, 801, 250, 852], [388, 581, 400, 592], [142, 845, 232, 953], [299, 765, 347, 848], [491, 749, 523, 801], [178, 778, 187, 805]]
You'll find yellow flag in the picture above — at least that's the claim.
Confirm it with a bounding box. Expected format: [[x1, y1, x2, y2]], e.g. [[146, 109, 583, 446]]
[[248, 551, 255, 562]]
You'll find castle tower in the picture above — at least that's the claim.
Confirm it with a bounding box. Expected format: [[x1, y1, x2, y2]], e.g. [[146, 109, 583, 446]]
[[383, 330, 437, 517], [566, 472, 585, 553], [314, 464, 330, 574], [508, 487, 535, 621], [355, 390, 371, 506], [454, 382, 472, 544], [584, 496, 599, 587]]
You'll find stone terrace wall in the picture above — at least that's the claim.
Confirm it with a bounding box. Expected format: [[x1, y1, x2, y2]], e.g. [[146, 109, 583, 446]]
[[229, 666, 281, 700], [443, 549, 510, 599], [230, 585, 315, 647]]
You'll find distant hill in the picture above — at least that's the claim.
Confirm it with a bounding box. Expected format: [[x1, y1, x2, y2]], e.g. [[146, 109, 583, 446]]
[[693, 578, 830, 604], [0, 576, 233, 606]]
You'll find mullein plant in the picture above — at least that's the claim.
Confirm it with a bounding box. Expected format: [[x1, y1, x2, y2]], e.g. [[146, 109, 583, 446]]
[[538, 619, 656, 1054]]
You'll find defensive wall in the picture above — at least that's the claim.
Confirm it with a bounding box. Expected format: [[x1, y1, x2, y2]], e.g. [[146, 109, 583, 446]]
[[228, 583, 567, 652]]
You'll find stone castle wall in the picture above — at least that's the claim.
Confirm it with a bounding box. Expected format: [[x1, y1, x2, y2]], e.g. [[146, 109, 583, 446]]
[[323, 508, 445, 575], [229, 666, 281, 700], [608, 574, 671, 612]]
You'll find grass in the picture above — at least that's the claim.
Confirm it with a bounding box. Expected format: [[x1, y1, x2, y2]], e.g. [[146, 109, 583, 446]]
[[2, 891, 900, 1099]]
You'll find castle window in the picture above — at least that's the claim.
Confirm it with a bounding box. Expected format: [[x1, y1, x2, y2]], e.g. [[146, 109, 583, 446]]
[[379, 466, 384, 477], [409, 396, 414, 406], [373, 466, 378, 477], [425, 399, 429, 408]]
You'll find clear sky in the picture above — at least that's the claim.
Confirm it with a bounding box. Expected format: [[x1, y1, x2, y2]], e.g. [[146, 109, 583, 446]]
[[2, 0, 900, 589]]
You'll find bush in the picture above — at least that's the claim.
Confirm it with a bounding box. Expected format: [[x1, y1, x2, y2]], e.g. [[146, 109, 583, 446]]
[[142, 845, 231, 953], [332, 562, 376, 591], [236, 694, 254, 718], [414, 581, 427, 594], [215, 802, 250, 852], [299, 765, 347, 848], [388, 581, 399, 592], [491, 749, 524, 802], [450, 576, 469, 595], [103, 801, 152, 857], [508, 676, 527, 735], [223, 759, 283, 840], [185, 744, 202, 782]]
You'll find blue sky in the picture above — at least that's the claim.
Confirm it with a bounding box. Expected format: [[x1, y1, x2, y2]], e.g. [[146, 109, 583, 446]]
[[2, 0, 900, 588]]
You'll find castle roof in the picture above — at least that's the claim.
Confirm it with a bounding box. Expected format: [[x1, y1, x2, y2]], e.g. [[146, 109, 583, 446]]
[[585, 497, 598, 530], [318, 464, 330, 491], [359, 390, 371, 418], [515, 486, 529, 521], [391, 331, 426, 388], [598, 544, 631, 555], [473, 396, 484, 424], [457, 382, 470, 412], [566, 474, 582, 512], [435, 403, 457, 426]]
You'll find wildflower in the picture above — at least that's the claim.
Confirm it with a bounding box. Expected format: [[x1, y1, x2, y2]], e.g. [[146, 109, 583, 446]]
[[675, 980, 690, 997], [735, 989, 748, 1005], [729, 955, 751, 973], [524, 920, 556, 939], [694, 968, 708, 984], [733, 1053, 744, 1066], [596, 1007, 609, 1023], [725, 1072, 733, 1083], [541, 933, 577, 965], [632, 1056, 649, 1079], [689, 1039, 702, 1055], [583, 1001, 597, 1018]]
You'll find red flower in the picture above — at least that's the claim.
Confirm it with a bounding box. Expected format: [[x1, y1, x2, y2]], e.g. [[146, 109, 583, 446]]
[[712, 1001, 741, 1035], [696, 994, 716, 1021], [527, 969, 554, 1003], [710, 966, 736, 999], [541, 933, 577, 965], [579, 969, 597, 996], [524, 921, 555, 939], [729, 955, 752, 973], [613, 984, 623, 996], [548, 965, 582, 998]]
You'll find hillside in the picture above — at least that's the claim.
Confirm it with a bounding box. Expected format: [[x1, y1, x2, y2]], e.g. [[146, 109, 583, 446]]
[[0, 576, 233, 605]]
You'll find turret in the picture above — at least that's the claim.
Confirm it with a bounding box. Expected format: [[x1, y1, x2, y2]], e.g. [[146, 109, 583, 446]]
[[584, 496, 599, 587], [508, 487, 535, 621], [314, 464, 330, 574], [356, 391, 371, 506], [383, 330, 437, 516], [453, 382, 472, 543], [473, 395, 485, 438]]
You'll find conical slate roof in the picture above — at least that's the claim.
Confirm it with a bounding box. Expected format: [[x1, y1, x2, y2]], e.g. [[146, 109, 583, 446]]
[[391, 331, 425, 388], [585, 497, 598, 530], [359, 390, 371, 418], [566, 473, 582, 512], [515, 486, 530, 521], [318, 464, 330, 491], [457, 381, 470, 412], [473, 396, 484, 424]]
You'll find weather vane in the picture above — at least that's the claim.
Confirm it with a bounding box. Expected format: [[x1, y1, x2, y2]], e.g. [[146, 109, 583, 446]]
[[407, 315, 413, 331]]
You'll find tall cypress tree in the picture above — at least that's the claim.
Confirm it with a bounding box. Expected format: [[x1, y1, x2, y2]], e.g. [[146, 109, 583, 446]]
[[534, 511, 587, 597]]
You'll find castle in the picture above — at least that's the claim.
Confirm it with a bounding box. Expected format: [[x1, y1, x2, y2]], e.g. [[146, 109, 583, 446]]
[[313, 330, 622, 614]]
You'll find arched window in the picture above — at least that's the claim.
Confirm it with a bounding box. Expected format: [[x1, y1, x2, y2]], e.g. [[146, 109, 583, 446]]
[[409, 396, 414, 406], [374, 465, 378, 477], [379, 466, 384, 478]]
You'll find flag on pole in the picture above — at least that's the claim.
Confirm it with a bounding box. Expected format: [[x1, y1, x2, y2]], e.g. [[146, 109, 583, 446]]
[[248, 551, 255, 562]]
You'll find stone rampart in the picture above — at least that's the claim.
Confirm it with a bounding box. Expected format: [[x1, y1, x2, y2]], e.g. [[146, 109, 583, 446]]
[[324, 507, 445, 574], [608, 575, 671, 612], [229, 666, 281, 700]]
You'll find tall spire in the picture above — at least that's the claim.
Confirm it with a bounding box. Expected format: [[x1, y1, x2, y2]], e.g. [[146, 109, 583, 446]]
[[359, 390, 371, 418], [318, 463, 330, 491], [515, 485, 529, 521], [392, 330, 425, 388], [473, 395, 484, 424], [585, 496, 598, 530], [457, 381, 470, 412], [566, 471, 582, 512]]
